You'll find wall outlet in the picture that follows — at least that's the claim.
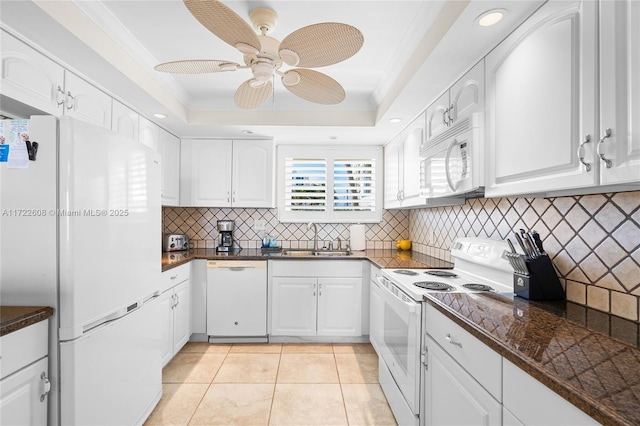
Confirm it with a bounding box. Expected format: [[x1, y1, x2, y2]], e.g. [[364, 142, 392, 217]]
[[254, 219, 266, 231]]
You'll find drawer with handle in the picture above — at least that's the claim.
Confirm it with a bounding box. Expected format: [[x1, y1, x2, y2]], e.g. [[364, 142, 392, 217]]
[[161, 263, 190, 293], [424, 303, 502, 401]]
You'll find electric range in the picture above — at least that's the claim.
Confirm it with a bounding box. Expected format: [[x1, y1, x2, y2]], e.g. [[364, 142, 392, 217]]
[[381, 237, 515, 302]]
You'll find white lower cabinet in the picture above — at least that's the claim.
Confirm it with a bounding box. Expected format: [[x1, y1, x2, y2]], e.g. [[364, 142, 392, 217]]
[[502, 358, 599, 426], [269, 260, 363, 337], [423, 335, 501, 426], [0, 320, 50, 426], [160, 265, 191, 366]]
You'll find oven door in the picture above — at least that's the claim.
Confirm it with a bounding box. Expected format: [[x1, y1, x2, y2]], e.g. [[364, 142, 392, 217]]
[[374, 275, 421, 414]]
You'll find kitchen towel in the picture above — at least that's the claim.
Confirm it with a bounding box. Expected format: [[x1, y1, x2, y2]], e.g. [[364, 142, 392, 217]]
[[350, 224, 366, 251]]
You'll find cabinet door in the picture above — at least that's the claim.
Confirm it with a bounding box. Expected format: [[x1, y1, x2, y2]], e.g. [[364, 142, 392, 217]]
[[450, 60, 484, 121], [0, 32, 64, 116], [485, 0, 598, 197], [180, 139, 233, 207], [173, 280, 191, 354], [317, 277, 362, 336], [383, 135, 402, 209], [64, 72, 112, 129], [160, 129, 181, 206], [425, 91, 450, 142], [400, 113, 425, 206], [111, 100, 138, 141], [270, 277, 317, 336], [0, 357, 48, 426], [424, 336, 501, 426], [138, 116, 159, 153], [599, 0, 640, 185], [158, 289, 174, 367], [232, 140, 274, 208]]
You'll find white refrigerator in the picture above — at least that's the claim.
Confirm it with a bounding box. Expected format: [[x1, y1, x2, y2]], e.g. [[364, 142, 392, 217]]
[[0, 115, 162, 425]]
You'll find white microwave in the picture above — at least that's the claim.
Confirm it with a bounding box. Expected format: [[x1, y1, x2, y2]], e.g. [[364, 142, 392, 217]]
[[419, 112, 484, 198]]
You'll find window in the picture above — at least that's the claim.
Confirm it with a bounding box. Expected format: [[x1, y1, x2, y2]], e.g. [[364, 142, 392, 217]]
[[278, 145, 382, 223]]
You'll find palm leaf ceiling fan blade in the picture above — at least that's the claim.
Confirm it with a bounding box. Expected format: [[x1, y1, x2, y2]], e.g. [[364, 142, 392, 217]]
[[279, 23, 364, 68], [234, 79, 273, 110], [154, 60, 240, 74], [282, 69, 345, 105], [183, 0, 261, 54]]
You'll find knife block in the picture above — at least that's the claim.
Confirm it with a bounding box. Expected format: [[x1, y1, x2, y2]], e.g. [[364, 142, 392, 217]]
[[513, 254, 565, 300]]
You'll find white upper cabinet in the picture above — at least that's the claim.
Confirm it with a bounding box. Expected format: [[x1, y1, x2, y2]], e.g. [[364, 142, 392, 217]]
[[485, 0, 639, 197], [384, 112, 426, 208], [138, 115, 160, 153], [426, 61, 484, 142], [63, 72, 112, 129], [485, 0, 598, 197], [598, 0, 640, 185], [180, 139, 274, 208], [232, 140, 275, 208], [159, 128, 180, 206], [111, 100, 139, 141], [0, 31, 65, 116]]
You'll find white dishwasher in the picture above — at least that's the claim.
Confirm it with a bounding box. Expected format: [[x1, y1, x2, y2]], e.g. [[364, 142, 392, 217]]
[[206, 260, 268, 342]]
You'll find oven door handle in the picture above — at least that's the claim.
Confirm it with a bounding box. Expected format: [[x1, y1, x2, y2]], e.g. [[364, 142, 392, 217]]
[[376, 276, 419, 313]]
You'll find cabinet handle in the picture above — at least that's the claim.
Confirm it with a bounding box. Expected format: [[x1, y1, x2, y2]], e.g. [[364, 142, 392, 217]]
[[313, 283, 316, 297], [448, 104, 454, 125], [40, 372, 51, 402], [442, 108, 449, 126], [319, 283, 322, 296], [65, 91, 74, 111], [56, 85, 65, 106], [596, 128, 613, 169], [170, 274, 178, 280], [227, 191, 230, 203], [445, 333, 462, 348], [175, 293, 179, 307], [577, 134, 592, 172], [232, 190, 236, 203]]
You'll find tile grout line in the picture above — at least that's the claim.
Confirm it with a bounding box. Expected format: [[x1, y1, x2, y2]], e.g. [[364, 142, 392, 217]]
[[186, 345, 232, 426], [266, 346, 283, 426], [332, 344, 351, 426]]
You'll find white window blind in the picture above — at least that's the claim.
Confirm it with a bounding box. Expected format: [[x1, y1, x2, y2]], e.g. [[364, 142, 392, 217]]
[[333, 159, 375, 212], [278, 146, 383, 223], [284, 158, 327, 212]]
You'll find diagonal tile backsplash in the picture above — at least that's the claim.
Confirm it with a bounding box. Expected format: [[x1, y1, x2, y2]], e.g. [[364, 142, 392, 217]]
[[409, 191, 640, 322], [164, 190, 640, 322]]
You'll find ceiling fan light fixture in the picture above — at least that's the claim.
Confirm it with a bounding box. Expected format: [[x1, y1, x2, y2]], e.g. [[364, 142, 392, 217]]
[[476, 9, 506, 27], [279, 49, 300, 67], [219, 62, 238, 72], [248, 78, 268, 88], [236, 42, 259, 55], [282, 71, 301, 87]]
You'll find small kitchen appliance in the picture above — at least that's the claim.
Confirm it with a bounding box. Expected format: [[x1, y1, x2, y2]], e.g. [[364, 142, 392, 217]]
[[216, 220, 235, 252], [163, 233, 190, 252]]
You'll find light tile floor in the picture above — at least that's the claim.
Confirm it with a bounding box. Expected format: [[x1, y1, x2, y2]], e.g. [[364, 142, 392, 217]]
[[145, 343, 397, 426]]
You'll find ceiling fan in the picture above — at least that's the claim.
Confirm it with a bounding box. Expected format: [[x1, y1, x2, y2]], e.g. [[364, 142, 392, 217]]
[[154, 0, 364, 110]]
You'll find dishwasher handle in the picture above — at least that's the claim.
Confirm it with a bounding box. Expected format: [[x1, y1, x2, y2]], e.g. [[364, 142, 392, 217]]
[[207, 260, 266, 269]]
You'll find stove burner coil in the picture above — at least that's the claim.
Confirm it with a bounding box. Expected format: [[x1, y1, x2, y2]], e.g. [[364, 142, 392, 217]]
[[393, 270, 419, 276], [425, 270, 458, 278], [414, 281, 455, 291], [462, 283, 495, 292]]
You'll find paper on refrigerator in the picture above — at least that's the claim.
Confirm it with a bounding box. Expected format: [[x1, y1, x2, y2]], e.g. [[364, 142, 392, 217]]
[[0, 119, 30, 168]]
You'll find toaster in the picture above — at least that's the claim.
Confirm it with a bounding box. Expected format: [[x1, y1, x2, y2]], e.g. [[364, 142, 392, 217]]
[[163, 234, 190, 252]]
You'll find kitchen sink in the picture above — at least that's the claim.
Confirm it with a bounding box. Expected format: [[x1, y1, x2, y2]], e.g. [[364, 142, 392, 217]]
[[281, 249, 351, 257]]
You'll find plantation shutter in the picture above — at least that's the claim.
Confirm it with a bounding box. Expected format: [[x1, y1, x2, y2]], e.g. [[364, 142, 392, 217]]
[[333, 159, 376, 212], [283, 158, 327, 212]]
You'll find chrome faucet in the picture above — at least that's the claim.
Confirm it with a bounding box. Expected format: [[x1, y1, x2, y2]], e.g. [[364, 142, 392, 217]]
[[307, 222, 318, 251]]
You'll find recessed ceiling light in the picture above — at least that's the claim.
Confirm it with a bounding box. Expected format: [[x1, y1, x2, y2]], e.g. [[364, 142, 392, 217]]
[[389, 118, 402, 123], [153, 113, 167, 119], [242, 130, 254, 134], [476, 9, 506, 27]]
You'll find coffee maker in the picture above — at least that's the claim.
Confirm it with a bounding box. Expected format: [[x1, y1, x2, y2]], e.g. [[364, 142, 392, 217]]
[[216, 220, 235, 252]]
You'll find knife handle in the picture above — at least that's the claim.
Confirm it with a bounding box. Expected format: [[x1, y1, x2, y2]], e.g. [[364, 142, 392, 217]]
[[531, 231, 545, 254], [514, 233, 528, 257], [506, 238, 516, 253]]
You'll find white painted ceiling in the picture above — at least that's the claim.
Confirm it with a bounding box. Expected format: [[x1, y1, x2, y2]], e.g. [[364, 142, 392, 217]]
[[0, 0, 544, 144]]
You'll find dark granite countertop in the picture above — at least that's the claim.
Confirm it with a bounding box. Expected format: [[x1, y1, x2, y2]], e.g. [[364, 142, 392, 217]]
[[424, 292, 640, 426], [0, 306, 54, 337], [162, 248, 452, 272]]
